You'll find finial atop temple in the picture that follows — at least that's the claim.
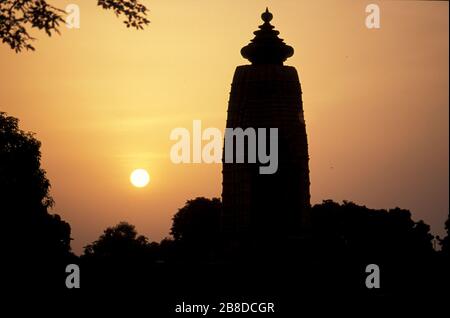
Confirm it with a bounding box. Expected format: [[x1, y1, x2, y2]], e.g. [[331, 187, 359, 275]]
[[262, 7, 273, 23], [241, 8, 294, 65]]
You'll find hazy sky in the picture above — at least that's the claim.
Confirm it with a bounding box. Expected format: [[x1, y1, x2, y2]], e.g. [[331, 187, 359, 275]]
[[0, 0, 448, 254]]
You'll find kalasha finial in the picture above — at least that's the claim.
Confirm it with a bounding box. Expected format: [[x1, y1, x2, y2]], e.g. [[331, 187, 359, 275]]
[[262, 7, 273, 23], [241, 8, 294, 65]]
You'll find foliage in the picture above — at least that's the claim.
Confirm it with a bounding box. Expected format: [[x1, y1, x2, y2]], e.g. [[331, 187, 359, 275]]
[[0, 111, 52, 208], [83, 221, 156, 260], [171, 197, 221, 243], [169, 197, 222, 261], [311, 200, 435, 261], [0, 0, 150, 52], [439, 211, 450, 256], [0, 112, 72, 259]]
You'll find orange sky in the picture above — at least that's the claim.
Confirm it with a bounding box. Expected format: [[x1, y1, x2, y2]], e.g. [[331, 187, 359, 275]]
[[0, 0, 448, 254]]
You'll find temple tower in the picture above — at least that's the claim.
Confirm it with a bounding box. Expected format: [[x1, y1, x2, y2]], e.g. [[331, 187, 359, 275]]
[[221, 9, 311, 256]]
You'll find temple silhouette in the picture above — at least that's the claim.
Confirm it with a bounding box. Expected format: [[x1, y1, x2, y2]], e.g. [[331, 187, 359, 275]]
[[221, 8, 311, 258]]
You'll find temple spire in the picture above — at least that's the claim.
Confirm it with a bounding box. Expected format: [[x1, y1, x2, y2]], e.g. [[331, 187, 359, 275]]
[[241, 8, 294, 65]]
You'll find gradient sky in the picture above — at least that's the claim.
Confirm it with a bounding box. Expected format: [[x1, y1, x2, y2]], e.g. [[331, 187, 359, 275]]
[[0, 0, 448, 254]]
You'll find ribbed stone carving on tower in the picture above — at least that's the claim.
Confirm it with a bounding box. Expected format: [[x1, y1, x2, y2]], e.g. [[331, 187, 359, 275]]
[[221, 8, 311, 256]]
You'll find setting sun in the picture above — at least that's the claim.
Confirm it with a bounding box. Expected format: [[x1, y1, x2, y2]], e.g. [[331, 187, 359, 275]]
[[130, 169, 150, 188]]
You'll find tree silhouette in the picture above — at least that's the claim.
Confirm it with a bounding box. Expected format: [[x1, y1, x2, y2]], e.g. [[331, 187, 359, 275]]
[[83, 222, 157, 261], [170, 197, 221, 261], [157, 237, 177, 262], [1, 112, 72, 255], [0, 112, 52, 208], [1, 112, 72, 288], [0, 0, 150, 52], [311, 200, 435, 262], [440, 211, 450, 256]]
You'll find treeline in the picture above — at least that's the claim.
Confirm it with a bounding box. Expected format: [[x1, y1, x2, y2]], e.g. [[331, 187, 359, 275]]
[[1, 112, 449, 292]]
